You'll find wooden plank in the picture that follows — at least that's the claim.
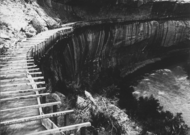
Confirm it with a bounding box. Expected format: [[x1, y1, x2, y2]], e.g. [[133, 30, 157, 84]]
[[0, 56, 33, 59], [0, 59, 34, 63], [0, 81, 45, 87], [0, 72, 42, 77], [20, 46, 35, 48], [2, 68, 39, 74], [0, 110, 74, 126], [0, 101, 61, 113], [20, 43, 40, 46], [0, 62, 34, 67], [0, 54, 27, 57], [26, 122, 91, 135], [2, 52, 27, 55], [27, 38, 48, 40], [1, 87, 46, 94], [0, 61, 34, 65], [0, 76, 43, 83], [0, 93, 50, 102], [0, 65, 37, 71]]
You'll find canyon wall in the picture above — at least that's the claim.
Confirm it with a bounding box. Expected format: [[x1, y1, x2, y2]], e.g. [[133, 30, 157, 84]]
[[32, 20, 190, 95], [38, 0, 190, 22]]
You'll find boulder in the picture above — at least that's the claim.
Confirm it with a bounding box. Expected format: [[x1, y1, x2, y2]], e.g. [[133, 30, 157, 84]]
[[34, 7, 60, 29], [45, 18, 60, 29], [46, 0, 52, 7], [31, 16, 47, 33], [25, 25, 37, 37], [0, 33, 10, 40]]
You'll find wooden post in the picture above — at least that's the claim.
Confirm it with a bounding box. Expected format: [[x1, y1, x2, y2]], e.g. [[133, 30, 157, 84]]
[[64, 114, 69, 126], [37, 43, 40, 60], [36, 44, 38, 60], [53, 104, 58, 125], [93, 130, 99, 135], [35, 45, 37, 61], [32, 47, 34, 58], [42, 41, 45, 56], [38, 43, 40, 60], [80, 127, 86, 135], [40, 42, 43, 58]]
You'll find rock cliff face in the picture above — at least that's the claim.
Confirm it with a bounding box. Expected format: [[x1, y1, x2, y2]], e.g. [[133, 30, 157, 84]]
[[38, 0, 190, 22], [37, 20, 190, 95], [0, 0, 61, 53], [1, 0, 190, 53]]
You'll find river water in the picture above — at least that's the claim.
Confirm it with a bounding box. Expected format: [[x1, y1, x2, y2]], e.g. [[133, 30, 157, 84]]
[[132, 58, 190, 133]]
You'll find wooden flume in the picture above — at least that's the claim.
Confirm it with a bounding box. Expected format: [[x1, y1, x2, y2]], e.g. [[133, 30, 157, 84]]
[[0, 26, 91, 135]]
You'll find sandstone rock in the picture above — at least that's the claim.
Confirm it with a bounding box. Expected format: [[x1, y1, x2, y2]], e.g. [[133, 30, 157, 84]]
[[28, 26, 36, 33], [0, 33, 10, 39], [0, 44, 3, 49], [25, 31, 35, 37], [34, 7, 60, 29], [46, 0, 52, 7], [45, 18, 60, 29], [24, 25, 37, 37], [4, 44, 10, 48], [76, 96, 87, 108], [31, 16, 47, 33]]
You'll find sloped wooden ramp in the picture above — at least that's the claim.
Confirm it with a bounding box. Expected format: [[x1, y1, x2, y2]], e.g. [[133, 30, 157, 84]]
[[0, 27, 91, 135]]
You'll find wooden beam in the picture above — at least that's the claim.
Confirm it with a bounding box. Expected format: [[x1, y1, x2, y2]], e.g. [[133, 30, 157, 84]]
[[0, 110, 74, 126], [0, 76, 43, 83], [26, 122, 91, 135], [2, 52, 26, 55], [20, 43, 40, 46], [0, 93, 50, 102], [1, 87, 46, 94], [0, 72, 42, 77], [0, 81, 45, 87], [0, 62, 34, 67], [27, 38, 48, 40], [2, 68, 39, 74], [23, 40, 44, 42], [0, 56, 32, 59], [0, 101, 61, 113], [20, 46, 35, 48], [0, 56, 33, 60], [0, 59, 34, 63], [0, 65, 37, 71]]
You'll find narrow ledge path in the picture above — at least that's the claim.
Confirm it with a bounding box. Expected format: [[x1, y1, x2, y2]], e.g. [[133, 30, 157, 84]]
[[0, 26, 91, 135]]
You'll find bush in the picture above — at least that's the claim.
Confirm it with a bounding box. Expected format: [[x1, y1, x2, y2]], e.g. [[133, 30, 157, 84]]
[[131, 96, 188, 135]]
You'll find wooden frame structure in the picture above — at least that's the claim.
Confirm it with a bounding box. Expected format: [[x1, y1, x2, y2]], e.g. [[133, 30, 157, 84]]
[[0, 26, 91, 135]]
